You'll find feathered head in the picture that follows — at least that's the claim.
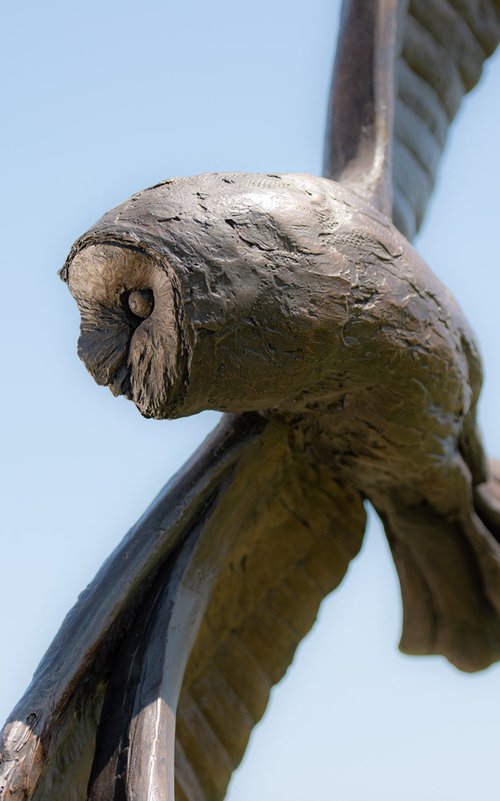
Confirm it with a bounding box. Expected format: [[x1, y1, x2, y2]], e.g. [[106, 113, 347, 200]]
[[62, 172, 361, 418]]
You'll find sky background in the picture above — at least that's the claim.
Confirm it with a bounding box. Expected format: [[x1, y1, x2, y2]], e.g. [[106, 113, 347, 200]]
[[2, 2, 500, 799]]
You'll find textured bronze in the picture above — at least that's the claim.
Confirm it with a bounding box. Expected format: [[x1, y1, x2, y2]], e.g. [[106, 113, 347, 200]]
[[2, 2, 500, 800]]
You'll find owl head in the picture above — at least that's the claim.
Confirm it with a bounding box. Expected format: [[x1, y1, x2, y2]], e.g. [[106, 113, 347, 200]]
[[62, 173, 359, 419]]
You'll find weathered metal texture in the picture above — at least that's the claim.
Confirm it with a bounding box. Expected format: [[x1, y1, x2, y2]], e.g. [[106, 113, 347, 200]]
[[2, 2, 500, 801]]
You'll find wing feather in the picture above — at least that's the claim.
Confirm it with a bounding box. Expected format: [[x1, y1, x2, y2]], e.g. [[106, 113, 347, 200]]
[[175, 462, 366, 801], [393, 0, 500, 238]]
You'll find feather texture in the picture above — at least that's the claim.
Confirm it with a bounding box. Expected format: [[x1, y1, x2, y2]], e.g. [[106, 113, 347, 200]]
[[393, 0, 500, 238]]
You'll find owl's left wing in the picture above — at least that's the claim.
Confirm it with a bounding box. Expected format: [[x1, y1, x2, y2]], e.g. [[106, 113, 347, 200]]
[[392, 0, 500, 239], [323, 0, 500, 237]]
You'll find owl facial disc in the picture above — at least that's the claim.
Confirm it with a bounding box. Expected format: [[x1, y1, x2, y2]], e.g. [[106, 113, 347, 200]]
[[65, 243, 185, 419]]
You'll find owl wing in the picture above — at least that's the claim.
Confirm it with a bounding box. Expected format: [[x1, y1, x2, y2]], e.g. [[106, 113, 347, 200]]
[[324, 0, 500, 237], [393, 0, 500, 239], [0, 414, 365, 801]]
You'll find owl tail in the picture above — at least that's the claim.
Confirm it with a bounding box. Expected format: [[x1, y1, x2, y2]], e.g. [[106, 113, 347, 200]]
[[376, 460, 500, 673]]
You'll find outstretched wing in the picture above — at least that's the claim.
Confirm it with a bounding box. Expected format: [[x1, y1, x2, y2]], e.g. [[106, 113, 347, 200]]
[[393, 0, 500, 238], [323, 0, 500, 237], [0, 415, 365, 801], [0, 414, 262, 800]]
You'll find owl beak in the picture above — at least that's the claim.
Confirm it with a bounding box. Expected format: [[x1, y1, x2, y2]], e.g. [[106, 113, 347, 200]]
[[108, 364, 133, 400], [77, 322, 130, 389]]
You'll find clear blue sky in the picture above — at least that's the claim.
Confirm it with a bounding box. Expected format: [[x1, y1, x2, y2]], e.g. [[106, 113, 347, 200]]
[[2, 2, 500, 799]]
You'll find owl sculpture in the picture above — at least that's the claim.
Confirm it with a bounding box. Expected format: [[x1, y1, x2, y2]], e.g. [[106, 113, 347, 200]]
[[2, 2, 500, 800]]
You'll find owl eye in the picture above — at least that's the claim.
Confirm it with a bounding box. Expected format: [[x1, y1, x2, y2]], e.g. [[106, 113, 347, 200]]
[[127, 289, 154, 319]]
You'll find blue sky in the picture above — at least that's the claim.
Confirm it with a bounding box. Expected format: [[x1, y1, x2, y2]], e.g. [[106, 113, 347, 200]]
[[2, 2, 500, 799]]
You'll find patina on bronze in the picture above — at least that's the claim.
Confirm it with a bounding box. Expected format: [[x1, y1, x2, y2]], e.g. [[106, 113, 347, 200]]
[[2, 2, 500, 800]]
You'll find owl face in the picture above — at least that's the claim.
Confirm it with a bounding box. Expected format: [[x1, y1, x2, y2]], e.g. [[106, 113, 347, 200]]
[[66, 243, 186, 419]]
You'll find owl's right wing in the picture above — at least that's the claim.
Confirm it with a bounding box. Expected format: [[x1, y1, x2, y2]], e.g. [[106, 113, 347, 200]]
[[87, 414, 366, 801], [0, 414, 366, 801]]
